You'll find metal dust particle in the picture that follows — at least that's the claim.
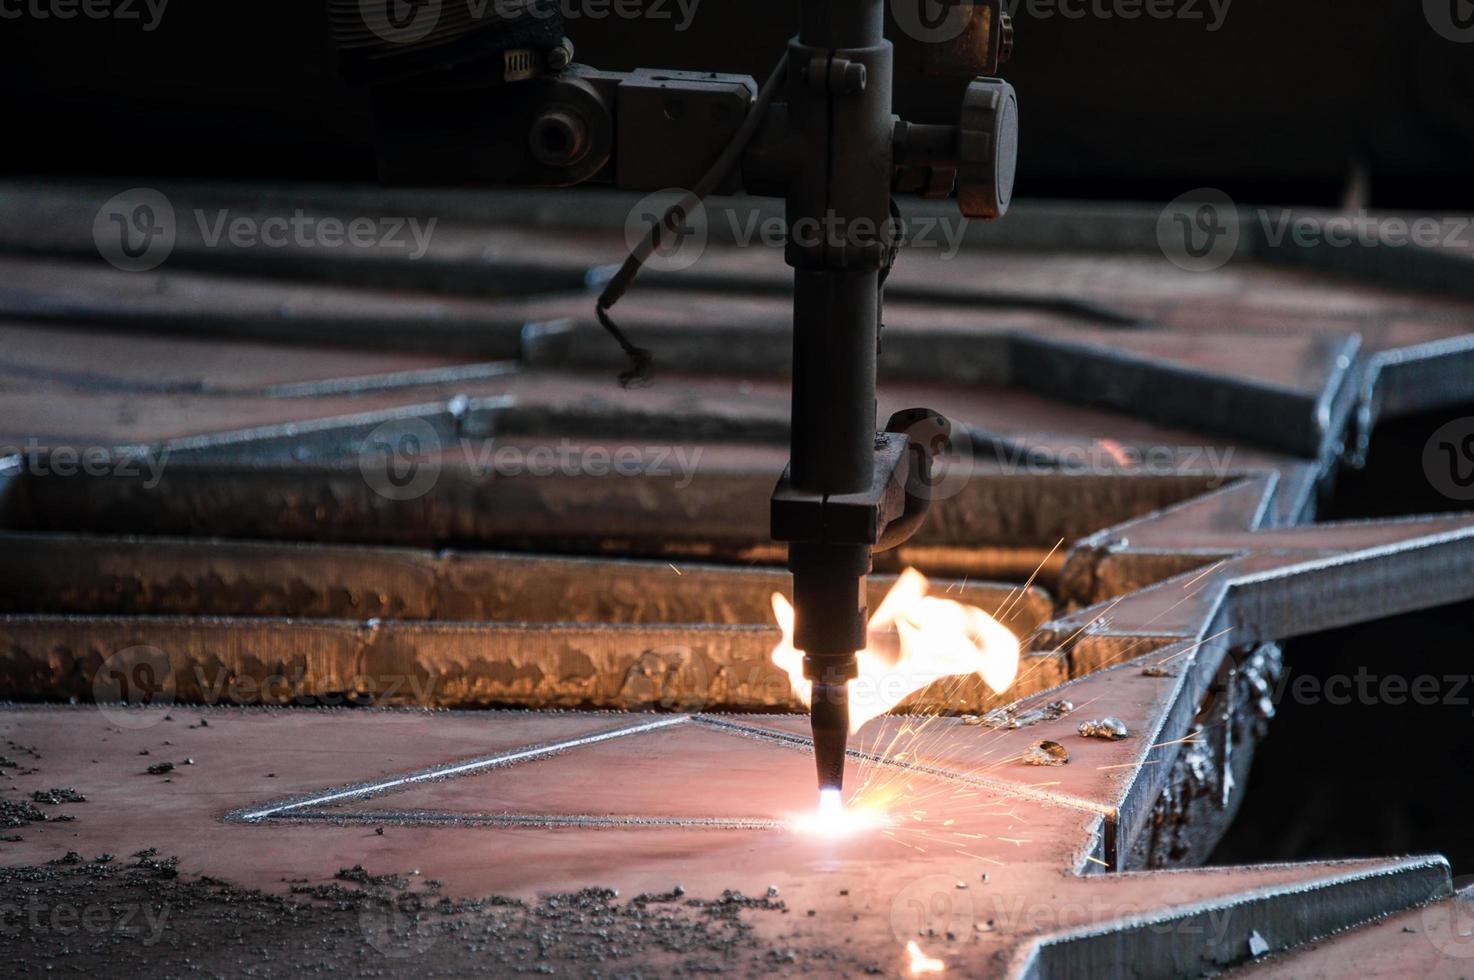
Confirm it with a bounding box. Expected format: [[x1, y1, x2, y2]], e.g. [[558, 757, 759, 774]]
[[1078, 717, 1130, 740], [979, 699, 1075, 730], [1021, 740, 1070, 766]]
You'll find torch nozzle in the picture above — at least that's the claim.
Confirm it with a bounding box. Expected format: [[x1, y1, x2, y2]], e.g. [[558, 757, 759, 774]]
[[810, 681, 849, 793]]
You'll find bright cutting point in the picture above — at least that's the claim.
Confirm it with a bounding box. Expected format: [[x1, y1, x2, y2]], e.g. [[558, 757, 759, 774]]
[[791, 789, 886, 836]]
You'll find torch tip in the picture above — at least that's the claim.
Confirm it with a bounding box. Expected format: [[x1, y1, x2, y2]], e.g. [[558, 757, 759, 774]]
[[810, 682, 849, 793]]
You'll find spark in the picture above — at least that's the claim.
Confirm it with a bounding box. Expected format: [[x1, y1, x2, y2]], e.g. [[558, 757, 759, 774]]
[[1149, 735, 1202, 750], [1096, 438, 1133, 468], [993, 538, 1062, 623], [1180, 559, 1227, 590], [1085, 855, 1109, 867], [668, 563, 683, 575]]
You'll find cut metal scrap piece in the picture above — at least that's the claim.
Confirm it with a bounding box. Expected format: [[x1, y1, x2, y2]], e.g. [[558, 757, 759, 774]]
[[1078, 717, 1129, 740], [977, 697, 1074, 729], [1219, 878, 1474, 975], [1007, 857, 1453, 979], [1022, 739, 1070, 766]]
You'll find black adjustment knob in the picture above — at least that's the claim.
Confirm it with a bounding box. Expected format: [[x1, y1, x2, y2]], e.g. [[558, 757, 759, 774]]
[[957, 78, 1019, 220]]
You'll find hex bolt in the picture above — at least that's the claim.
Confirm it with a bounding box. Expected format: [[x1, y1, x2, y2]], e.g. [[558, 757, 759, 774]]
[[547, 38, 575, 71]]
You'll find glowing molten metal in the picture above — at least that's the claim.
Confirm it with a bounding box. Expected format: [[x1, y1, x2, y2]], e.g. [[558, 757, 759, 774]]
[[906, 941, 946, 974], [770, 568, 1021, 734]]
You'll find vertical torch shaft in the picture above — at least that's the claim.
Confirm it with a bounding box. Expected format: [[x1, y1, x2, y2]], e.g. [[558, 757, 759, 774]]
[[786, 0, 894, 793]]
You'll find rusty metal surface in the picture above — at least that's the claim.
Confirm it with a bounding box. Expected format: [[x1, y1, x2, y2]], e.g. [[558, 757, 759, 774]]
[[0, 614, 1031, 717], [1124, 643, 1283, 871], [8, 446, 1237, 586], [0, 531, 1048, 627], [5, 181, 1470, 460], [0, 704, 1456, 978], [1, 464, 1470, 955], [0, 538, 1050, 715], [0, 254, 1363, 458]]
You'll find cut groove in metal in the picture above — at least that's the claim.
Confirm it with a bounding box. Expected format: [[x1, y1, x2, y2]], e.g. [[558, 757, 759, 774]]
[[230, 714, 689, 822], [259, 809, 788, 831]]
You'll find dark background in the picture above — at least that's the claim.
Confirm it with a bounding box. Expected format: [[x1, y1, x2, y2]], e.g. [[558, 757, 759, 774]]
[[1214, 406, 1474, 877], [3, 0, 1473, 207]]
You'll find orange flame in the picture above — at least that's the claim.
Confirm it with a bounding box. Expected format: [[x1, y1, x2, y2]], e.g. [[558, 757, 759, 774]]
[[770, 568, 1020, 734], [906, 941, 946, 974]]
